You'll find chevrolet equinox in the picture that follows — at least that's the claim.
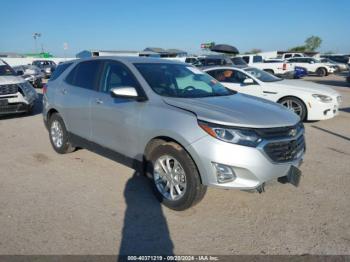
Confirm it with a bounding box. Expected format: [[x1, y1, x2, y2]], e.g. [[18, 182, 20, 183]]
[[43, 57, 305, 210]]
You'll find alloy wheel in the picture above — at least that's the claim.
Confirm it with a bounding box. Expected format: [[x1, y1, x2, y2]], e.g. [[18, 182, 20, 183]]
[[50, 120, 64, 148], [154, 155, 187, 201], [281, 99, 303, 116]]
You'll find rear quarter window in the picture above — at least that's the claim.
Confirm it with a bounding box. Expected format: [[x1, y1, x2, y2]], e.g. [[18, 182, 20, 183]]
[[50, 62, 73, 81]]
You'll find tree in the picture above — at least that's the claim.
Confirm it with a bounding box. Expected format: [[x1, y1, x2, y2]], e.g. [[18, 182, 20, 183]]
[[305, 36, 322, 51], [289, 45, 307, 52], [289, 36, 322, 52], [244, 48, 262, 54]]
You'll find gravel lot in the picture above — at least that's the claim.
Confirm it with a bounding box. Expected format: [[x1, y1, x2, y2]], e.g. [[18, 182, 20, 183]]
[[0, 73, 349, 255]]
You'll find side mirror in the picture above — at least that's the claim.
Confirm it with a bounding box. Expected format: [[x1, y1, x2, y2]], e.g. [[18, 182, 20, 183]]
[[309, 61, 315, 64], [243, 78, 254, 85], [110, 87, 146, 101], [17, 70, 24, 76]]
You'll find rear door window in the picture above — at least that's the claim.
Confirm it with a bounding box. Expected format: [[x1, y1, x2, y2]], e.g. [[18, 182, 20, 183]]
[[65, 60, 103, 90]]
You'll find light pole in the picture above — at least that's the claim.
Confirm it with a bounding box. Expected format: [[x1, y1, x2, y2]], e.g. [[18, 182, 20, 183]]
[[32, 33, 41, 53]]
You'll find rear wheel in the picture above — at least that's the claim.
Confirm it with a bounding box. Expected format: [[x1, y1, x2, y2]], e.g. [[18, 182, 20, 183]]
[[49, 113, 75, 154], [279, 97, 307, 121], [316, 67, 327, 77], [147, 141, 207, 211]]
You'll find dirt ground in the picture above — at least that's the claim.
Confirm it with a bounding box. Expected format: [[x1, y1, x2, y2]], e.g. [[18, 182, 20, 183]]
[[0, 73, 349, 255]]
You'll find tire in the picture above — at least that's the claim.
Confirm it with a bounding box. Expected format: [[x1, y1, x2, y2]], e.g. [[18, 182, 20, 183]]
[[146, 141, 207, 211], [279, 97, 307, 121], [48, 113, 75, 154], [264, 69, 274, 75], [316, 67, 327, 77]]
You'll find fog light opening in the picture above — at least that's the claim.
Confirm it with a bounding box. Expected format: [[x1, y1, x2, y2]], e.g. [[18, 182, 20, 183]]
[[213, 163, 236, 183]]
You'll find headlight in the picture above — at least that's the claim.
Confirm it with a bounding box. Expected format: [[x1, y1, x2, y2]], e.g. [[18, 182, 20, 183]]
[[312, 94, 333, 103], [198, 121, 262, 147]]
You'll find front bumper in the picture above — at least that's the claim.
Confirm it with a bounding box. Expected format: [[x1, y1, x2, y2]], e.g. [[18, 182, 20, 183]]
[[186, 133, 304, 190], [0, 92, 35, 115], [307, 98, 341, 121]]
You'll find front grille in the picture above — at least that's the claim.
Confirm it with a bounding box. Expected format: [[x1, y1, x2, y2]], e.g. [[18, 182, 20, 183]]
[[0, 84, 18, 96], [254, 122, 304, 139], [264, 135, 305, 163], [0, 103, 27, 114]]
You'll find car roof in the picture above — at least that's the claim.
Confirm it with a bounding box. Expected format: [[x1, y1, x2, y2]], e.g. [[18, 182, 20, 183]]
[[74, 56, 185, 65]]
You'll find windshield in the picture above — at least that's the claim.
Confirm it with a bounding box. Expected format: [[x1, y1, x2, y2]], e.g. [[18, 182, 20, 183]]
[[134, 63, 235, 98], [0, 64, 16, 76], [244, 67, 282, 82]]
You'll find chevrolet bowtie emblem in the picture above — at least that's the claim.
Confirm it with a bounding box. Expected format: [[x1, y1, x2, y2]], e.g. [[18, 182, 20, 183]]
[[289, 128, 297, 137]]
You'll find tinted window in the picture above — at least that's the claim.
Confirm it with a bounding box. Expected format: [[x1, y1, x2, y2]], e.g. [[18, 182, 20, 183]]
[[135, 63, 234, 98], [231, 57, 248, 65], [50, 62, 73, 81], [242, 56, 250, 63], [66, 60, 102, 90], [101, 61, 139, 93], [185, 58, 194, 63], [253, 56, 263, 63], [284, 54, 292, 59]]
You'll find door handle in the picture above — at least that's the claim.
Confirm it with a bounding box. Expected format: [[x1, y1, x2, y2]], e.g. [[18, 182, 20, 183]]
[[95, 98, 103, 104], [61, 88, 67, 95]]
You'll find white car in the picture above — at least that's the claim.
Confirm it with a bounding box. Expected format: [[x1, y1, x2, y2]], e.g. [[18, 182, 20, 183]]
[[0, 59, 38, 116], [320, 58, 349, 72], [204, 66, 342, 121], [239, 54, 294, 76], [287, 57, 336, 76]]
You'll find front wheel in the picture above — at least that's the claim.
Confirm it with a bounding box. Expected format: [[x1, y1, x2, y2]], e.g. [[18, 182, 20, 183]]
[[147, 141, 207, 211], [316, 68, 327, 77], [279, 97, 307, 121]]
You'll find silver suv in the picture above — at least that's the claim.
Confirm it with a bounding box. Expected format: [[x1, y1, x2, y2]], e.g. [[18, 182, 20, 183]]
[[43, 57, 305, 210]]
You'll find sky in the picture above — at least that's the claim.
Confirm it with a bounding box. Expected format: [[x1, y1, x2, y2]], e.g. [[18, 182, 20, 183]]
[[0, 0, 349, 57]]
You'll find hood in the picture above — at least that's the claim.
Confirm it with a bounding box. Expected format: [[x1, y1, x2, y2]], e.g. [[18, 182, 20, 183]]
[[163, 94, 300, 128], [267, 79, 339, 96], [0, 75, 25, 85]]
